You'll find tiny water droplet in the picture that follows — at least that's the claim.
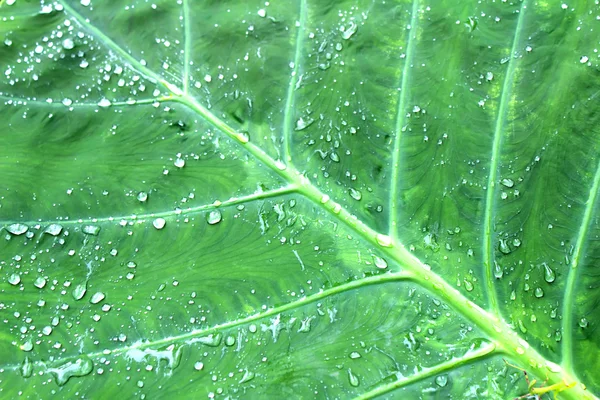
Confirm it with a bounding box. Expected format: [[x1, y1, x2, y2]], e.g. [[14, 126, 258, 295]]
[[7, 223, 28, 235], [543, 263, 555, 283], [347, 368, 360, 387], [435, 375, 448, 387], [153, 218, 166, 230], [207, 210, 222, 225], [579, 318, 589, 328]]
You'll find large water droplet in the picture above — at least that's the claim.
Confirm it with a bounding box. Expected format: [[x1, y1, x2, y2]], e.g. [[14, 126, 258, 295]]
[[342, 22, 358, 40], [8, 273, 21, 285], [72, 283, 87, 300], [498, 239, 511, 254], [239, 369, 255, 384], [534, 287, 544, 298], [153, 218, 166, 230], [48, 357, 93, 386], [464, 280, 474, 292], [435, 375, 448, 387], [207, 210, 222, 225], [579, 318, 589, 328], [349, 188, 362, 201], [372, 255, 388, 269], [34, 277, 47, 289], [7, 223, 28, 235], [90, 292, 105, 304], [501, 178, 514, 188], [347, 368, 360, 387], [137, 192, 148, 202], [543, 263, 555, 283], [44, 224, 63, 236], [82, 225, 100, 236], [376, 234, 392, 247], [493, 261, 503, 279]]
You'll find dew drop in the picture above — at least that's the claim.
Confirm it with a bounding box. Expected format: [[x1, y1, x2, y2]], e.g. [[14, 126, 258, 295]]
[[34, 277, 47, 289], [493, 261, 503, 279], [349, 351, 361, 359], [579, 318, 589, 328], [153, 218, 166, 230], [21, 357, 33, 378], [62, 38, 74, 50], [174, 158, 185, 168], [127, 261, 137, 269], [48, 356, 93, 386], [501, 178, 514, 188], [194, 361, 204, 371], [376, 234, 393, 247], [347, 368, 360, 387], [97, 98, 111, 108], [235, 131, 249, 143], [207, 210, 222, 225], [534, 287, 544, 298], [72, 283, 87, 300], [90, 292, 105, 304], [62, 98, 73, 107], [7, 223, 28, 235], [372, 255, 388, 269], [225, 335, 236, 346], [498, 239, 511, 254], [239, 370, 255, 384], [543, 263, 555, 283], [464, 280, 474, 292], [82, 225, 100, 236], [44, 224, 63, 236], [342, 22, 358, 40], [21, 339, 33, 352], [435, 375, 448, 387], [8, 273, 21, 285], [137, 191, 148, 202], [349, 188, 362, 201]]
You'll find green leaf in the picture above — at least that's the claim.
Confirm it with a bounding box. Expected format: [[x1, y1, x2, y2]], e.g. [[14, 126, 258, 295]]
[[1, 0, 599, 398]]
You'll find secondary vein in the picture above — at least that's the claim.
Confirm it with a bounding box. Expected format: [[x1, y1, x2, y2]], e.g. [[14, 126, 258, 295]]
[[482, 1, 527, 314], [282, 0, 307, 163], [389, 0, 419, 238], [182, 0, 191, 94], [561, 155, 600, 373]]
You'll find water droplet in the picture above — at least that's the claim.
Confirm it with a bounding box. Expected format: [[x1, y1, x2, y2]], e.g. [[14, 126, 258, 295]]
[[376, 234, 393, 247], [580, 55, 589, 63], [21, 339, 33, 352], [464, 280, 474, 292], [44, 224, 63, 236], [518, 319, 527, 333], [235, 131, 250, 143], [485, 71, 494, 81], [543, 263, 555, 283], [48, 356, 93, 386], [372, 255, 388, 269], [349, 188, 362, 201], [295, 116, 313, 131], [342, 22, 358, 40], [501, 178, 514, 188], [510, 290, 516, 300], [72, 283, 87, 300], [498, 239, 511, 254], [194, 361, 204, 371], [534, 287, 544, 298], [62, 98, 73, 106], [435, 375, 448, 387], [207, 210, 222, 225], [127, 261, 137, 269], [257, 9, 266, 17], [7, 223, 28, 235], [579, 318, 589, 328], [90, 292, 105, 304], [513, 238, 521, 247], [153, 218, 166, 230], [97, 98, 111, 108], [225, 336, 236, 346], [21, 357, 33, 378], [239, 369, 255, 383], [347, 368, 360, 387], [174, 158, 185, 168], [349, 351, 361, 359], [82, 225, 100, 236], [34, 277, 47, 289], [137, 192, 148, 202], [4, 271, 22, 286], [493, 261, 503, 279]]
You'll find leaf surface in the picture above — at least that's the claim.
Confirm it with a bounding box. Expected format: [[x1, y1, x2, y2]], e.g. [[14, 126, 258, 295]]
[[1, 0, 599, 399]]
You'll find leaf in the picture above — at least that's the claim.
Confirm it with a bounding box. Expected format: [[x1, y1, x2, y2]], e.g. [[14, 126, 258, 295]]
[[0, 0, 599, 398]]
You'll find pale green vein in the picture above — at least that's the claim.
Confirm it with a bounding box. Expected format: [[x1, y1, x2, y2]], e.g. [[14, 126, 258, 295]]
[[356, 342, 496, 399], [561, 156, 600, 374], [389, 0, 419, 238], [282, 0, 307, 163], [57, 0, 181, 95], [482, 1, 527, 314], [3, 271, 414, 372], [0, 95, 169, 108], [0, 185, 297, 227], [182, 0, 191, 94]]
